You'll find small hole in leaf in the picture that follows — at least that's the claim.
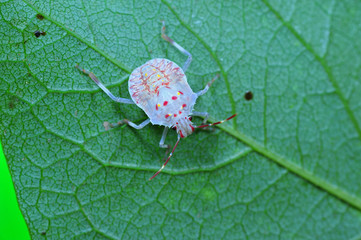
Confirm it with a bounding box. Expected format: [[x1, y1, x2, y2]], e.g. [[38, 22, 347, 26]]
[[244, 91, 253, 101]]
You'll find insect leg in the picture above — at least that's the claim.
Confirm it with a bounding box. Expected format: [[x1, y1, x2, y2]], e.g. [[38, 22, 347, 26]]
[[196, 74, 218, 97], [159, 127, 170, 148], [149, 134, 181, 181], [191, 111, 209, 124], [110, 118, 150, 129], [75, 64, 134, 104], [161, 21, 192, 72]]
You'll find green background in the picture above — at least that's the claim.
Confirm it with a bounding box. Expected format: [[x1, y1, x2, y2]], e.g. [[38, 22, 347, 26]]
[[0, 140, 29, 240], [2, 0, 361, 239]]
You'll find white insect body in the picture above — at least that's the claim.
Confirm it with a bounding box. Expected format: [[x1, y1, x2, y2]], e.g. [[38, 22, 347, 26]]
[[76, 22, 236, 180], [129, 58, 197, 138]]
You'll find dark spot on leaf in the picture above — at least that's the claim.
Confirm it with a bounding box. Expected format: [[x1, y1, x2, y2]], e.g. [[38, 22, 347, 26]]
[[8, 101, 15, 109], [40, 231, 46, 236], [36, 14, 44, 20], [34, 31, 46, 38], [34, 31, 41, 38], [244, 91, 253, 101]]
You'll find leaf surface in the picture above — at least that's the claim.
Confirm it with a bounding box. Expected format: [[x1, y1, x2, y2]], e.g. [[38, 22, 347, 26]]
[[1, 0, 361, 239]]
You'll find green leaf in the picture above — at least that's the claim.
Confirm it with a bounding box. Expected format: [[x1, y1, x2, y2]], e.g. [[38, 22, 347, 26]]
[[1, 0, 361, 239]]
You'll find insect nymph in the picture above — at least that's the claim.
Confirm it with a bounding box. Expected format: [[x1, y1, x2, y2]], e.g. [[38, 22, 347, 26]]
[[76, 21, 236, 180]]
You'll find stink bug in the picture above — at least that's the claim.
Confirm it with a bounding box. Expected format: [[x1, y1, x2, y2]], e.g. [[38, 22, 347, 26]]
[[76, 21, 236, 180]]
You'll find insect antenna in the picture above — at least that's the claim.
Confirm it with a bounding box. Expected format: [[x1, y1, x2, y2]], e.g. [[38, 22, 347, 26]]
[[196, 114, 237, 129], [149, 134, 181, 181]]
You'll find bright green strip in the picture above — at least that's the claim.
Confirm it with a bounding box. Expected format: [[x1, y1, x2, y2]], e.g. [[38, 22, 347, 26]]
[[0, 140, 30, 240]]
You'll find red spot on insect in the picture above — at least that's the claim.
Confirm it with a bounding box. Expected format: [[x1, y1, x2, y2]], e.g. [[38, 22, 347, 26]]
[[174, 114, 177, 117], [182, 104, 187, 108], [178, 91, 183, 95], [172, 96, 177, 100], [179, 111, 182, 114], [179, 130, 184, 138], [156, 104, 158, 110], [163, 101, 168, 106], [165, 114, 170, 119]]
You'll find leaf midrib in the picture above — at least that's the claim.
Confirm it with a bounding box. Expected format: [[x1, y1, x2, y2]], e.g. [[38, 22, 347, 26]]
[[262, 0, 361, 139], [22, 0, 361, 212]]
